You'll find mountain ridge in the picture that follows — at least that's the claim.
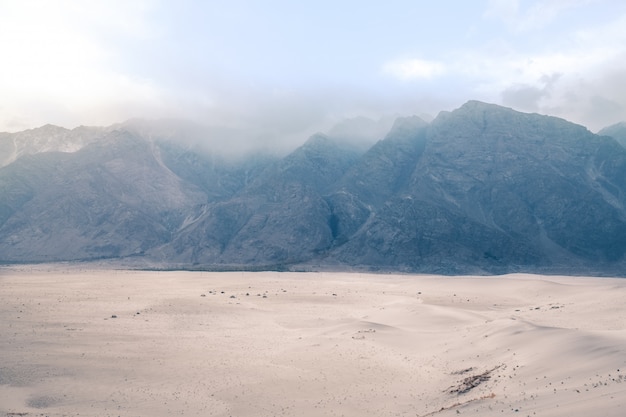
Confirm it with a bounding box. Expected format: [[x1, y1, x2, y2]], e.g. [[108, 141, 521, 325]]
[[2, 101, 626, 275]]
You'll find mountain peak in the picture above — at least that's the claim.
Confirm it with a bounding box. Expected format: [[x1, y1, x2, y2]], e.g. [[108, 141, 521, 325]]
[[326, 116, 395, 149], [598, 121, 626, 148], [452, 100, 518, 119], [32, 124, 70, 134], [385, 115, 428, 140], [0, 123, 105, 168], [460, 99, 503, 109]]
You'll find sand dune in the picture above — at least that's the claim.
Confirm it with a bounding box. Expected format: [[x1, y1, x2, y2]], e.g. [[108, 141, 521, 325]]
[[1, 267, 625, 416]]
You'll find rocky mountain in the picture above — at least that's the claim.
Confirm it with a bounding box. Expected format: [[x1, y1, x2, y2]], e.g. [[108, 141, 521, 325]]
[[154, 134, 364, 267], [1, 101, 626, 275], [599, 122, 626, 148], [0, 124, 106, 168], [329, 102, 626, 273], [0, 131, 209, 261]]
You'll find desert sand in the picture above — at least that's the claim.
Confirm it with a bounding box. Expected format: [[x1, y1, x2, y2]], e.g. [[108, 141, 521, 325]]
[[1, 266, 625, 417]]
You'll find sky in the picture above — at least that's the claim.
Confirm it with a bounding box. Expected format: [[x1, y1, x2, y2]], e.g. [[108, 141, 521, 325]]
[[1, 0, 626, 148]]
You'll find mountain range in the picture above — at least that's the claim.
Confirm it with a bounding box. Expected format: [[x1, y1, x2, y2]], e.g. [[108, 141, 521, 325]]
[[2, 101, 626, 275]]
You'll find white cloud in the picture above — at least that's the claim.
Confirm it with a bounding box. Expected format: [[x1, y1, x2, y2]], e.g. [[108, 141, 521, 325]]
[[482, 0, 519, 24], [461, 48, 626, 130], [382, 59, 446, 81], [0, 0, 163, 131], [431, 5, 626, 130], [0, 0, 624, 136], [483, 0, 599, 33], [524, 0, 602, 32], [454, 9, 626, 89]]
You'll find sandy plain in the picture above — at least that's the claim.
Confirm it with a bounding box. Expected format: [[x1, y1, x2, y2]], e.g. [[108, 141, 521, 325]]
[[0, 266, 625, 417]]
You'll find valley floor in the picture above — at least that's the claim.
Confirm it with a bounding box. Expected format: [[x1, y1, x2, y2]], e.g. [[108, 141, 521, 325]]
[[1, 266, 625, 416]]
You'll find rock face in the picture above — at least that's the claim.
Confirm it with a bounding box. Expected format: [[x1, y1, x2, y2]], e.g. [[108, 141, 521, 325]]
[[1, 101, 626, 275], [328, 102, 626, 274], [0, 131, 208, 261], [599, 122, 626, 149], [159, 134, 361, 267], [0, 124, 106, 168]]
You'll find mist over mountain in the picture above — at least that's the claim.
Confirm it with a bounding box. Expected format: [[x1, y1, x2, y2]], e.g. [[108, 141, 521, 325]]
[[599, 122, 626, 149], [1, 101, 625, 275], [0, 124, 106, 168]]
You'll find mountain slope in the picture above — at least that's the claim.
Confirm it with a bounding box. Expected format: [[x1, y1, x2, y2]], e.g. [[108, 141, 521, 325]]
[[154, 134, 364, 266], [598, 121, 626, 148], [0, 130, 207, 261], [1, 102, 626, 274], [327, 101, 626, 273], [323, 116, 429, 246], [0, 124, 105, 168]]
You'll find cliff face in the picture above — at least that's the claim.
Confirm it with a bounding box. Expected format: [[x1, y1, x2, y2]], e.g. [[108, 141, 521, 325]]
[[328, 102, 626, 273], [2, 101, 626, 275], [0, 132, 208, 261]]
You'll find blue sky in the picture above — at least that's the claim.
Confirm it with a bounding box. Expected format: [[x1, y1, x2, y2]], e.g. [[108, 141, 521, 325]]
[[1, 0, 625, 146]]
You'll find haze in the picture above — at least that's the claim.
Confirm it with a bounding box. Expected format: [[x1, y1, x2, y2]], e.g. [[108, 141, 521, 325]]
[[1, 0, 626, 149]]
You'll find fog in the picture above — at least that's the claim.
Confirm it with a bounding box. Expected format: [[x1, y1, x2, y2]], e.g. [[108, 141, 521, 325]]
[[1, 1, 625, 145]]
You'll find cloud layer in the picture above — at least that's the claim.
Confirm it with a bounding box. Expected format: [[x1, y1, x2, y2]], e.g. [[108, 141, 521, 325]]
[[1, 0, 625, 140]]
